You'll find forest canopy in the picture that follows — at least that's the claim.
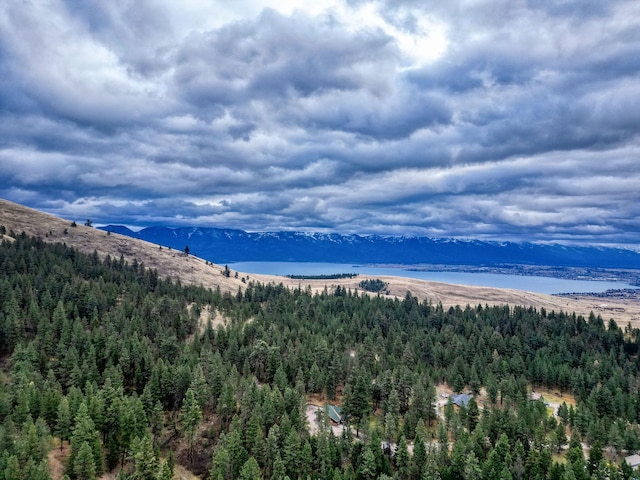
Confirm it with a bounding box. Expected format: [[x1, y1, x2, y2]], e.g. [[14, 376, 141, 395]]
[[0, 231, 639, 479]]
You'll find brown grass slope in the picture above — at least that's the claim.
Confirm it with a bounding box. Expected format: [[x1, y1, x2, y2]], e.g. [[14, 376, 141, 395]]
[[2, 198, 638, 326], [0, 198, 246, 294]]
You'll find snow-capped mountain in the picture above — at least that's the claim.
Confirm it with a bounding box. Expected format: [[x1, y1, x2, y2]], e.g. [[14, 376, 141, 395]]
[[98, 225, 640, 269]]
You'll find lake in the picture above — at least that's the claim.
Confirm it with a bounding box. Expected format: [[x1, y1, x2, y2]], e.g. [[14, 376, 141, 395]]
[[227, 261, 638, 295]]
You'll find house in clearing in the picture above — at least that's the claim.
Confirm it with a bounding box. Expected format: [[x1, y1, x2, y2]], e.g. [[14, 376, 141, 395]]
[[624, 453, 640, 470], [450, 393, 473, 408], [324, 405, 345, 425]]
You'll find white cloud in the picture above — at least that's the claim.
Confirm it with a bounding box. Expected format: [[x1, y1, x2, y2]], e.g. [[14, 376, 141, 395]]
[[0, 0, 638, 246]]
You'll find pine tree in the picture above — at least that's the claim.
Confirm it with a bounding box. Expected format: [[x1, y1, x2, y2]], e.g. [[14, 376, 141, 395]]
[[552, 423, 567, 454], [359, 446, 377, 480], [179, 388, 202, 463], [57, 397, 71, 450], [239, 457, 262, 480], [467, 397, 479, 432], [210, 443, 232, 480], [131, 434, 158, 480], [245, 411, 263, 458], [74, 441, 97, 480], [395, 435, 411, 480], [216, 382, 236, 428], [189, 364, 209, 409], [587, 440, 603, 475], [282, 429, 300, 478], [3, 455, 21, 480], [422, 447, 442, 480], [413, 433, 428, 479], [463, 451, 482, 480], [149, 400, 164, 445], [271, 452, 286, 480], [384, 388, 400, 443], [68, 402, 103, 477], [157, 452, 174, 480], [118, 397, 138, 468], [228, 426, 249, 479], [482, 433, 511, 480]]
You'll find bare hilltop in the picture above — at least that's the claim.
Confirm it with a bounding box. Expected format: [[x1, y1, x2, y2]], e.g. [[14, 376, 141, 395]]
[[2, 198, 638, 327]]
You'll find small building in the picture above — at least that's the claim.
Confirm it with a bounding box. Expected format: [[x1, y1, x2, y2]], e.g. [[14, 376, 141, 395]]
[[324, 405, 345, 424], [450, 393, 473, 408], [625, 453, 640, 470]]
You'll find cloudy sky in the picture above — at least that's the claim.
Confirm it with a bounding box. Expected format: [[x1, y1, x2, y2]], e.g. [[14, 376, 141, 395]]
[[1, 0, 639, 246]]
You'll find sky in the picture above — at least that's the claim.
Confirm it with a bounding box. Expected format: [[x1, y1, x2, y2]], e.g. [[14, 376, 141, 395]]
[[1, 0, 639, 247]]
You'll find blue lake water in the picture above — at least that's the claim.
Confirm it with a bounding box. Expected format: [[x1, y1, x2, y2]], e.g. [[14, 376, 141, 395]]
[[227, 261, 638, 295]]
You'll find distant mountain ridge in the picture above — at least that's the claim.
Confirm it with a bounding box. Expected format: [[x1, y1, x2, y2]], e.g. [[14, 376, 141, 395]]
[[99, 225, 640, 269]]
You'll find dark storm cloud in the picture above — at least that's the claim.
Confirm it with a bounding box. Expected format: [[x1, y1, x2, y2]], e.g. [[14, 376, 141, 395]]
[[173, 9, 397, 105], [0, 0, 639, 246]]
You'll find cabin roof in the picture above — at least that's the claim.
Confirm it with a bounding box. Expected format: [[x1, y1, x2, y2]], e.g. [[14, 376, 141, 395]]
[[324, 404, 344, 423], [625, 454, 640, 468], [451, 393, 473, 407]]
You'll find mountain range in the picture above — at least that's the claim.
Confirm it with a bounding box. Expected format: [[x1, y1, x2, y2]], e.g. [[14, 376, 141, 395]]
[[99, 225, 640, 269]]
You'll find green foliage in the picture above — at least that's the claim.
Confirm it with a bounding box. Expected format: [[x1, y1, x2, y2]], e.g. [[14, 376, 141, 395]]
[[0, 233, 639, 479], [130, 434, 159, 480], [358, 278, 388, 293], [179, 388, 202, 463], [56, 396, 71, 449], [68, 402, 103, 477], [239, 456, 262, 480], [358, 446, 377, 480], [74, 441, 97, 480]]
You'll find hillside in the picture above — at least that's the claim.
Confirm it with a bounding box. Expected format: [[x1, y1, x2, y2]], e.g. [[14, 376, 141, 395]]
[[2, 198, 639, 325], [0, 198, 247, 294]]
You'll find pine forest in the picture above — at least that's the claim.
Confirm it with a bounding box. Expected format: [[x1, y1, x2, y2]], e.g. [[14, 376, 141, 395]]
[[1, 231, 640, 480]]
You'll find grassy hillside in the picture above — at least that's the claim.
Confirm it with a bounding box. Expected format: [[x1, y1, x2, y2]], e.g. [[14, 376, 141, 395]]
[[0, 198, 246, 294]]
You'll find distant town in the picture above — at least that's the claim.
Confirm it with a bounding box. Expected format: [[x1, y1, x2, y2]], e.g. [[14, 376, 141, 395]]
[[402, 264, 640, 291]]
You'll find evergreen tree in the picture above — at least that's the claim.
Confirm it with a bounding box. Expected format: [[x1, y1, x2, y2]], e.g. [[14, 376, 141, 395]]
[[68, 402, 103, 478], [74, 441, 97, 480], [412, 433, 427, 480], [179, 388, 202, 463], [552, 423, 568, 454], [587, 440, 603, 475], [395, 435, 411, 480], [217, 382, 236, 428], [227, 427, 249, 479], [131, 434, 158, 480], [463, 451, 482, 480], [359, 446, 377, 480], [210, 443, 232, 480], [239, 457, 262, 480], [467, 397, 479, 432], [271, 452, 286, 480], [158, 452, 174, 480], [282, 429, 300, 478], [3, 455, 21, 480], [56, 396, 72, 450]]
